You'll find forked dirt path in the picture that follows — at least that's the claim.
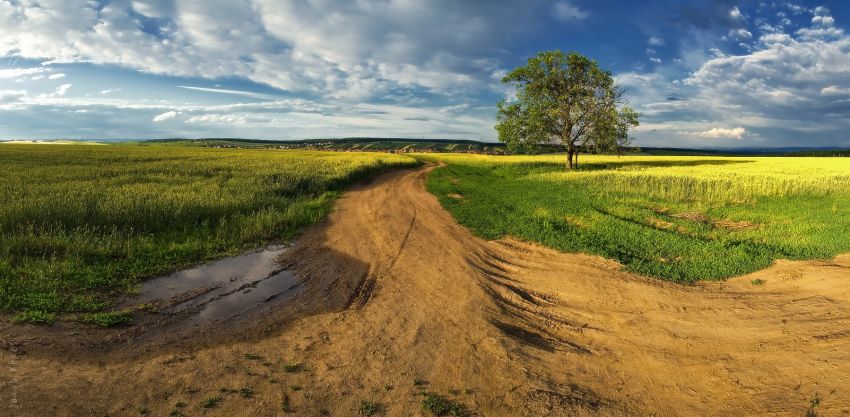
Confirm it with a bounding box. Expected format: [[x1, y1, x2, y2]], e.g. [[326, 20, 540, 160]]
[[3, 164, 850, 416]]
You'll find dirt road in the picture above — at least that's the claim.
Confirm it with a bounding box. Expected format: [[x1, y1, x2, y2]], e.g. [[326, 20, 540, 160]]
[[2, 164, 850, 416]]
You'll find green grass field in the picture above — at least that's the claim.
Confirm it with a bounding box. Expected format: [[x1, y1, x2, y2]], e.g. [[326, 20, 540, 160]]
[[423, 153, 850, 282], [0, 144, 416, 323]]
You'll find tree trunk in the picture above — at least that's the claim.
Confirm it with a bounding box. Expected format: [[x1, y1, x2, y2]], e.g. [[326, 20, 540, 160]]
[[575, 151, 579, 170], [566, 148, 574, 170]]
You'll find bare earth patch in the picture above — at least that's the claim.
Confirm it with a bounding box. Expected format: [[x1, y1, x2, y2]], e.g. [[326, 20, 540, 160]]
[[2, 165, 848, 416]]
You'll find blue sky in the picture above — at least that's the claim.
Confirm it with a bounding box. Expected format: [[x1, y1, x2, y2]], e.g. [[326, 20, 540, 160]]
[[1, 0, 849, 147]]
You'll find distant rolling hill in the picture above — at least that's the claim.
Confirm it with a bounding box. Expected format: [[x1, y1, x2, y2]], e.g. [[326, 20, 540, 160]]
[[131, 138, 850, 156]]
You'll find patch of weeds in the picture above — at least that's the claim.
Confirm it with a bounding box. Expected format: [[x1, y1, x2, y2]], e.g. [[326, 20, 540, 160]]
[[422, 393, 468, 417], [358, 400, 381, 417], [135, 303, 159, 313], [751, 279, 766, 286], [137, 406, 149, 415], [384, 384, 393, 391], [268, 377, 279, 384], [413, 378, 428, 387], [463, 389, 474, 395], [174, 401, 187, 408], [806, 394, 821, 417], [201, 396, 222, 409], [69, 295, 110, 312], [12, 310, 56, 325], [244, 353, 262, 360], [290, 384, 302, 392], [80, 310, 132, 327], [283, 362, 301, 373], [239, 387, 254, 398], [169, 409, 187, 417], [281, 394, 292, 413]]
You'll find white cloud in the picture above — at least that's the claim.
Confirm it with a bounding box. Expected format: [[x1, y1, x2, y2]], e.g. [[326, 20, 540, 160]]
[[177, 86, 277, 100], [553, 1, 589, 21], [152, 110, 178, 122], [37, 83, 72, 98], [0, 0, 554, 101], [812, 15, 834, 27], [730, 7, 743, 20], [729, 28, 753, 40], [0, 67, 47, 79], [186, 114, 249, 125], [0, 90, 26, 103], [821, 86, 850, 96], [648, 36, 665, 46], [649, 57, 662, 64], [47, 73, 66, 80], [695, 127, 747, 139]]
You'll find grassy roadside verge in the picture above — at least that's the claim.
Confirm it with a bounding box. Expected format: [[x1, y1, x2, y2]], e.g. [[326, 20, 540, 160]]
[[0, 144, 417, 323], [421, 153, 850, 282]]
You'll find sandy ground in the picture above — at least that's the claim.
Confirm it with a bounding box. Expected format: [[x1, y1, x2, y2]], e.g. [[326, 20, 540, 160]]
[[2, 164, 850, 416]]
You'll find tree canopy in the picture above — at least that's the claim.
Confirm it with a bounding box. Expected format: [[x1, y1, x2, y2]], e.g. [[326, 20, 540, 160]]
[[496, 50, 640, 169]]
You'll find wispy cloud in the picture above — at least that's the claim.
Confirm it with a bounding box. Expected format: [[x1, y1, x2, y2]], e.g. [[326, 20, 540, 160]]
[[553, 1, 589, 21], [176, 86, 279, 100]]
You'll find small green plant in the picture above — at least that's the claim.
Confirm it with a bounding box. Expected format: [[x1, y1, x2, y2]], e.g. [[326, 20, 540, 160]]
[[168, 409, 187, 417], [135, 303, 159, 313], [239, 387, 254, 398], [12, 310, 56, 325], [421, 393, 467, 417], [805, 394, 821, 417], [137, 406, 149, 415], [80, 310, 132, 327], [290, 385, 302, 392], [281, 394, 292, 413], [174, 401, 187, 408], [201, 396, 222, 408], [751, 279, 766, 286], [384, 384, 393, 391], [283, 362, 301, 373], [244, 353, 262, 360], [358, 400, 381, 417]]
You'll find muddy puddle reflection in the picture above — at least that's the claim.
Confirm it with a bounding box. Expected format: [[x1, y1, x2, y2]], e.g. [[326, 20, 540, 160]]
[[129, 245, 302, 325]]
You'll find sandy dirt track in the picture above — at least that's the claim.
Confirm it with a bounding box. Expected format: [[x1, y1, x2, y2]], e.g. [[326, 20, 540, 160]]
[[2, 164, 850, 416]]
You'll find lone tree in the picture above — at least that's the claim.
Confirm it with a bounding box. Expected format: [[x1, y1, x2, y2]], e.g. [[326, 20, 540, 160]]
[[496, 50, 640, 170]]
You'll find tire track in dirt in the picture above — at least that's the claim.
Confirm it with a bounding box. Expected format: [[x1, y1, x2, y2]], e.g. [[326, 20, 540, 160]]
[[4, 164, 850, 416]]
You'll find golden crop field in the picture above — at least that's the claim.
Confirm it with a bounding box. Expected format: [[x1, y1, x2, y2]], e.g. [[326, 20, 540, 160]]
[[424, 153, 850, 281], [0, 143, 417, 324]]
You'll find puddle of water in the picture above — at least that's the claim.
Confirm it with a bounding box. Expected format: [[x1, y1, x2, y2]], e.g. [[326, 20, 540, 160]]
[[129, 245, 302, 324]]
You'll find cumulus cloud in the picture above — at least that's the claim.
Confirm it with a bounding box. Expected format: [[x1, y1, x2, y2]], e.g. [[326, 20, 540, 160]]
[[553, 1, 589, 21], [648, 36, 665, 46], [47, 73, 65, 80], [695, 127, 746, 139], [730, 7, 743, 21], [821, 86, 850, 96], [35, 83, 72, 98], [0, 0, 555, 101], [728, 28, 753, 40], [152, 110, 178, 122]]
